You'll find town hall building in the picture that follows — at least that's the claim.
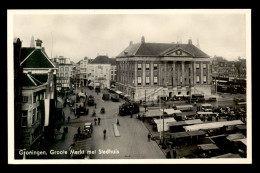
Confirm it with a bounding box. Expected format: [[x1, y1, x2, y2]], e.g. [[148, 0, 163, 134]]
[[115, 36, 212, 101]]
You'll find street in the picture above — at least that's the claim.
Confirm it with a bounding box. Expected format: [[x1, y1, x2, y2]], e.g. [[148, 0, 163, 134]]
[[48, 86, 165, 159]]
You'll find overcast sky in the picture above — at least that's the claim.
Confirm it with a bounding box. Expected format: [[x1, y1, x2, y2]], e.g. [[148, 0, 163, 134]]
[[12, 11, 247, 63]]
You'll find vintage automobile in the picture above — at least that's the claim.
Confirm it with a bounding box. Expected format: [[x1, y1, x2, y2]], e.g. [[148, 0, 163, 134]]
[[119, 101, 140, 116], [84, 122, 93, 134], [102, 93, 110, 101], [111, 94, 119, 102], [87, 95, 95, 106], [100, 107, 105, 114]]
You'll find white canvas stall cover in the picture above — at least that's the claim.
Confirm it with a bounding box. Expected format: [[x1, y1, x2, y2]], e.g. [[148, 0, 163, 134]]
[[115, 90, 122, 94], [78, 92, 86, 97], [160, 109, 182, 115], [183, 120, 244, 132], [44, 99, 50, 126], [154, 118, 176, 132]]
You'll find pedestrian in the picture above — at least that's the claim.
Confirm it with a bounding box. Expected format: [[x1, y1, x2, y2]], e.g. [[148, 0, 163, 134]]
[[173, 148, 177, 158], [166, 151, 172, 159], [130, 112, 133, 118], [94, 103, 97, 109], [98, 117, 101, 125], [94, 117, 97, 125], [65, 127, 68, 133], [68, 116, 70, 123], [103, 129, 107, 139], [77, 127, 81, 135], [148, 133, 151, 142], [117, 119, 120, 126]]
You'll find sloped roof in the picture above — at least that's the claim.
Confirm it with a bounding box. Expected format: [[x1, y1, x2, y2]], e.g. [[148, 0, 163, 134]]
[[20, 48, 55, 68], [90, 56, 110, 64], [117, 42, 209, 58], [31, 74, 48, 83], [21, 73, 44, 87]]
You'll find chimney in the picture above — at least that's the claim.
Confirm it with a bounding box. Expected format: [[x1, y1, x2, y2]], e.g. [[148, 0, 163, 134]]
[[35, 39, 43, 49], [30, 35, 35, 48], [188, 39, 192, 44], [129, 41, 133, 45], [141, 36, 145, 43]]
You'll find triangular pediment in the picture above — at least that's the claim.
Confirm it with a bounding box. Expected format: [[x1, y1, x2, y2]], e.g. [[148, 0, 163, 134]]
[[161, 48, 193, 57]]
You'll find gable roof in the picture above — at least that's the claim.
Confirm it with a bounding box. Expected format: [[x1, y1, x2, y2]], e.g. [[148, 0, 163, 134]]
[[21, 73, 45, 87], [20, 48, 56, 68], [117, 42, 209, 58]]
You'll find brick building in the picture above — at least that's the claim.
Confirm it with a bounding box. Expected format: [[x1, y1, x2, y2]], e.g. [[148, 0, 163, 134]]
[[116, 36, 212, 101]]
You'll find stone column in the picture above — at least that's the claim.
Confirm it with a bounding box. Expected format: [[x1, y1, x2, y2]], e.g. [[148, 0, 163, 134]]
[[207, 63, 210, 84], [190, 62, 193, 86], [151, 61, 154, 86], [142, 61, 146, 86], [134, 62, 137, 87], [172, 61, 176, 87], [193, 62, 197, 85], [181, 61, 185, 87], [200, 62, 203, 84], [164, 61, 167, 86]]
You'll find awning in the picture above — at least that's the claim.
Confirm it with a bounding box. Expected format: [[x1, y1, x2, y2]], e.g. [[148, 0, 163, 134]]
[[197, 112, 215, 115], [171, 132, 190, 139], [153, 118, 176, 132], [183, 120, 244, 131], [161, 109, 182, 115], [144, 109, 163, 117], [226, 133, 245, 141], [233, 138, 247, 146], [198, 143, 219, 150], [201, 104, 213, 107], [115, 90, 122, 94], [168, 119, 203, 127], [187, 130, 206, 136]]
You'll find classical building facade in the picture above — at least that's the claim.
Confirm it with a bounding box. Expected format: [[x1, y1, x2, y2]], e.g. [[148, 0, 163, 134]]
[[79, 57, 89, 86], [116, 36, 212, 101]]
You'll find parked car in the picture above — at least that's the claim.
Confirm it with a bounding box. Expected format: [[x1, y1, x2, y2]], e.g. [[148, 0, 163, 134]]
[[119, 101, 140, 116], [102, 93, 110, 101], [111, 94, 119, 102]]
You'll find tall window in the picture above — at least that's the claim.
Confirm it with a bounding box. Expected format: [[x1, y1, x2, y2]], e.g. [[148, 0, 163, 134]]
[[154, 64, 158, 70], [22, 96, 28, 103], [37, 107, 40, 121], [21, 110, 28, 127], [65, 67, 69, 71], [60, 67, 64, 71], [154, 77, 158, 85], [146, 64, 150, 70], [196, 76, 200, 83], [196, 64, 200, 69], [137, 77, 142, 85], [138, 64, 142, 71], [146, 77, 150, 85], [60, 73, 64, 77], [32, 108, 36, 124], [33, 94, 36, 103], [203, 76, 207, 83], [203, 64, 206, 68]]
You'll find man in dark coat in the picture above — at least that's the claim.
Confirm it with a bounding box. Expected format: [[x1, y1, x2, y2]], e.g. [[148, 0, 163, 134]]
[[98, 117, 101, 125]]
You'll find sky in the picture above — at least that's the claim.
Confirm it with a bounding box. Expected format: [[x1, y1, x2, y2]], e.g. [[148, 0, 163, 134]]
[[12, 10, 248, 63]]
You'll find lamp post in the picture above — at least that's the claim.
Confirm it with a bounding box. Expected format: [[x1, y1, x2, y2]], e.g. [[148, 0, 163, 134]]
[[144, 90, 147, 112]]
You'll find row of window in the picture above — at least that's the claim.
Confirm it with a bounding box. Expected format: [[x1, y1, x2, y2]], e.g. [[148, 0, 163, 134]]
[[57, 79, 69, 84], [135, 63, 207, 71], [60, 67, 70, 71], [22, 92, 45, 103], [57, 73, 70, 77], [136, 76, 207, 85]]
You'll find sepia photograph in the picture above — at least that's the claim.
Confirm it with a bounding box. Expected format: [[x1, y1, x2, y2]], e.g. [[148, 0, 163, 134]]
[[7, 9, 251, 164]]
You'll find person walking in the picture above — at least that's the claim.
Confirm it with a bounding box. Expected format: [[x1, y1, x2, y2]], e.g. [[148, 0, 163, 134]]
[[77, 127, 81, 135], [94, 103, 97, 109], [94, 117, 97, 125], [98, 117, 101, 125], [173, 147, 177, 158], [68, 116, 70, 123], [117, 119, 120, 126], [148, 133, 151, 142], [103, 129, 107, 139]]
